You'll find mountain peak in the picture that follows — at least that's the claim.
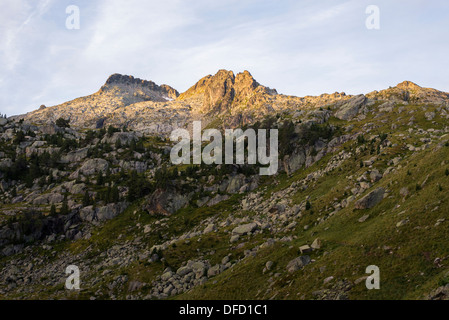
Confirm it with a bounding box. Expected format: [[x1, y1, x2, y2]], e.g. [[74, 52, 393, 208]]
[[396, 80, 421, 90], [105, 73, 144, 85], [100, 73, 179, 99], [178, 69, 277, 115]]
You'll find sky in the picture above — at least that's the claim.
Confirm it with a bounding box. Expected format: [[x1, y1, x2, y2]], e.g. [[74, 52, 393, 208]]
[[1, 0, 449, 116]]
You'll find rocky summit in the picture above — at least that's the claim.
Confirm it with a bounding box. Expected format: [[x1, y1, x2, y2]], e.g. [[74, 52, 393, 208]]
[[1, 70, 449, 300]]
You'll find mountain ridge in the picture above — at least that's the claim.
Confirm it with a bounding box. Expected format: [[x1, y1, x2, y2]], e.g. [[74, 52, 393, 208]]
[[18, 70, 449, 133]]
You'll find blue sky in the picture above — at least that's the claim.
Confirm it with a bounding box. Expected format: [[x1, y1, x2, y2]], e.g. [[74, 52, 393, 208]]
[[1, 0, 449, 116]]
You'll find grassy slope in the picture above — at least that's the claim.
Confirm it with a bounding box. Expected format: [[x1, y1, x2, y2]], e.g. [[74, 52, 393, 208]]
[[175, 104, 449, 300]]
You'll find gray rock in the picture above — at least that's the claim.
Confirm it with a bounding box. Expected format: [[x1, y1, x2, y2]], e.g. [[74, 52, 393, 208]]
[[176, 266, 192, 277], [161, 271, 174, 281], [203, 224, 215, 234], [370, 169, 383, 182], [283, 149, 306, 175], [286, 256, 311, 273], [311, 238, 322, 250], [230, 235, 240, 243], [396, 219, 409, 227], [207, 264, 221, 278], [96, 203, 127, 221], [78, 158, 109, 176], [143, 225, 152, 234], [128, 281, 143, 292], [226, 174, 245, 194], [334, 95, 366, 120], [425, 112, 436, 121], [60, 147, 89, 163], [299, 245, 312, 254], [358, 214, 370, 223], [143, 189, 191, 215], [70, 183, 85, 195], [79, 206, 96, 222], [191, 261, 207, 279], [221, 256, 230, 265], [265, 261, 274, 271], [80, 203, 127, 224], [32, 193, 64, 205], [232, 223, 258, 236], [323, 276, 334, 284], [354, 188, 385, 209]]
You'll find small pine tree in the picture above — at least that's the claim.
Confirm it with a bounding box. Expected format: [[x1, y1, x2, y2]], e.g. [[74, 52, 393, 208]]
[[55, 117, 70, 128], [105, 167, 111, 182], [50, 204, 56, 216], [82, 190, 91, 207], [105, 185, 111, 203], [357, 135, 365, 144], [111, 185, 120, 203], [60, 195, 69, 215], [107, 125, 115, 137], [305, 200, 312, 210], [96, 171, 104, 185], [115, 138, 122, 149]]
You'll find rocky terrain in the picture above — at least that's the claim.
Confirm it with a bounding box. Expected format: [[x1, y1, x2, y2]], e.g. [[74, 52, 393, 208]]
[[1, 70, 449, 300]]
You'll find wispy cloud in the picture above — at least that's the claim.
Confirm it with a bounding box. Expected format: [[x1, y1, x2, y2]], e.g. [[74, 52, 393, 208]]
[[0, 0, 448, 116]]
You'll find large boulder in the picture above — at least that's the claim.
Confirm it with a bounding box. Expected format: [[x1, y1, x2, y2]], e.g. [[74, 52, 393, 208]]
[[142, 189, 191, 216], [354, 187, 385, 209], [32, 193, 64, 205], [80, 202, 128, 224], [370, 169, 383, 182], [334, 94, 366, 120], [191, 261, 208, 279], [226, 174, 246, 194], [96, 203, 128, 221], [81, 158, 109, 175], [60, 147, 89, 163], [70, 159, 109, 179], [79, 206, 96, 222], [232, 222, 258, 236], [283, 149, 306, 175], [286, 256, 311, 273]]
